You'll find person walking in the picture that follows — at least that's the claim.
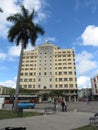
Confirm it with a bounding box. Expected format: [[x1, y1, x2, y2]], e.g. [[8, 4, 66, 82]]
[[64, 100, 67, 112], [54, 99, 58, 112], [61, 99, 67, 112]]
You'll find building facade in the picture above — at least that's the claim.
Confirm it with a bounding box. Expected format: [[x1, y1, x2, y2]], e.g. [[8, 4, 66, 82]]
[[91, 75, 98, 100], [19, 42, 78, 101]]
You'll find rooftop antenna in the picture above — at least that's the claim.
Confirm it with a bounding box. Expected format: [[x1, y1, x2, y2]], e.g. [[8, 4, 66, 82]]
[[45, 39, 49, 44]]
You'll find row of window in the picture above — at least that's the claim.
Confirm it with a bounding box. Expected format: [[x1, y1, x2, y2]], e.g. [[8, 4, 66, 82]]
[[21, 66, 75, 71], [55, 78, 74, 81], [55, 59, 75, 61], [23, 54, 74, 59], [20, 78, 36, 82], [20, 72, 36, 76], [22, 60, 36, 62], [55, 71, 73, 75], [21, 68, 36, 70], [23, 56, 37, 59], [22, 58, 75, 63], [21, 84, 76, 89], [20, 77, 76, 82], [55, 67, 75, 69], [21, 62, 75, 67], [20, 71, 76, 76], [22, 64, 36, 66], [55, 51, 73, 54]]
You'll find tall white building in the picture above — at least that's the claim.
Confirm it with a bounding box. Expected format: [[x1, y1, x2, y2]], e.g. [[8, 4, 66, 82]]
[[91, 75, 98, 100], [19, 41, 78, 101]]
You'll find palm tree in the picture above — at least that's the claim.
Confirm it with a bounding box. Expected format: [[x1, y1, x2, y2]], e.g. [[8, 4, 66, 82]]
[[0, 8, 3, 12], [7, 5, 44, 111]]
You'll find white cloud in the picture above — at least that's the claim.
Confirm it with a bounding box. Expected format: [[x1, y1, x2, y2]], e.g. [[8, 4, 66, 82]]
[[0, 0, 20, 38], [76, 51, 97, 75], [0, 77, 16, 88], [75, 0, 98, 14], [0, 0, 48, 38], [0, 52, 6, 60], [78, 25, 98, 46], [22, 0, 48, 22], [77, 76, 91, 89], [23, 0, 42, 11], [8, 45, 21, 57]]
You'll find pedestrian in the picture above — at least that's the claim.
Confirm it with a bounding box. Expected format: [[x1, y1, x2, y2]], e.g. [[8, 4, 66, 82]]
[[61, 99, 67, 112], [64, 100, 67, 112], [17, 107, 23, 117], [12, 103, 14, 110], [54, 99, 58, 112]]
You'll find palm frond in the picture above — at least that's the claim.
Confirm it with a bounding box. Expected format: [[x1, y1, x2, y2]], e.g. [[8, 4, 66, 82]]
[[35, 24, 45, 35], [29, 9, 35, 20], [20, 5, 29, 18], [0, 8, 3, 12]]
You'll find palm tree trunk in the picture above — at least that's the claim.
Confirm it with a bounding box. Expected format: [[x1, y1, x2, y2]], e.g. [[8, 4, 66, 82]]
[[13, 44, 24, 111]]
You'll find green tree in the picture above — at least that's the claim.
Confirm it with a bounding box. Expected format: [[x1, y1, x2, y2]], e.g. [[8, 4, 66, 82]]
[[7, 5, 44, 111]]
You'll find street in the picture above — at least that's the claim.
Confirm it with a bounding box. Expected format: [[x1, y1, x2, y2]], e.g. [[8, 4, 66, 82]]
[[3, 101, 98, 113]]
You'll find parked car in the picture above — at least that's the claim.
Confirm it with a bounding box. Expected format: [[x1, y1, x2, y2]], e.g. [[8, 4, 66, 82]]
[[17, 102, 36, 109]]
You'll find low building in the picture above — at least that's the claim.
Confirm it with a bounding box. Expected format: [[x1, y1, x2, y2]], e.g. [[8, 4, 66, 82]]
[[0, 85, 14, 95]]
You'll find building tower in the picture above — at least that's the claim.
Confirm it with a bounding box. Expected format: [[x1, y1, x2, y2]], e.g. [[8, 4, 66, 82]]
[[91, 75, 98, 100], [19, 41, 78, 101]]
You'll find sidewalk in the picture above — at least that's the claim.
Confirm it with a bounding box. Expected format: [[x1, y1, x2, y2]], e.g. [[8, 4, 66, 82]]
[[0, 111, 93, 130]]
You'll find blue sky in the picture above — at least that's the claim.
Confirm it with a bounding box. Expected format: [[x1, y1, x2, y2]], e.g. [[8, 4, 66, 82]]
[[0, 0, 98, 89]]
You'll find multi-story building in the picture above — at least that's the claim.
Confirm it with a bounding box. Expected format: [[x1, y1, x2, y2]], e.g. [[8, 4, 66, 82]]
[[19, 41, 78, 101], [91, 75, 98, 100]]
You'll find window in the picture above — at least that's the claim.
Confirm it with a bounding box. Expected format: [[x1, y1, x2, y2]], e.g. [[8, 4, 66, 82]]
[[69, 84, 73, 87], [50, 72, 52, 75], [55, 72, 57, 75], [38, 78, 41, 81], [44, 72, 46, 75], [59, 84, 62, 88], [69, 71, 72, 74], [64, 72, 67, 75], [28, 85, 32, 88], [29, 79, 32, 81], [68, 55, 71, 57], [29, 73, 33, 75], [50, 84, 52, 88], [24, 79, 27, 82], [64, 78, 67, 81], [58, 67, 62, 69], [50, 78, 52, 81], [69, 78, 73, 81], [55, 84, 58, 88], [38, 85, 41, 88], [59, 72, 62, 75], [55, 78, 58, 81], [25, 73, 28, 75], [59, 78, 62, 81], [64, 84, 68, 88], [24, 85, 27, 88], [44, 86, 46, 89], [20, 79, 23, 82]]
